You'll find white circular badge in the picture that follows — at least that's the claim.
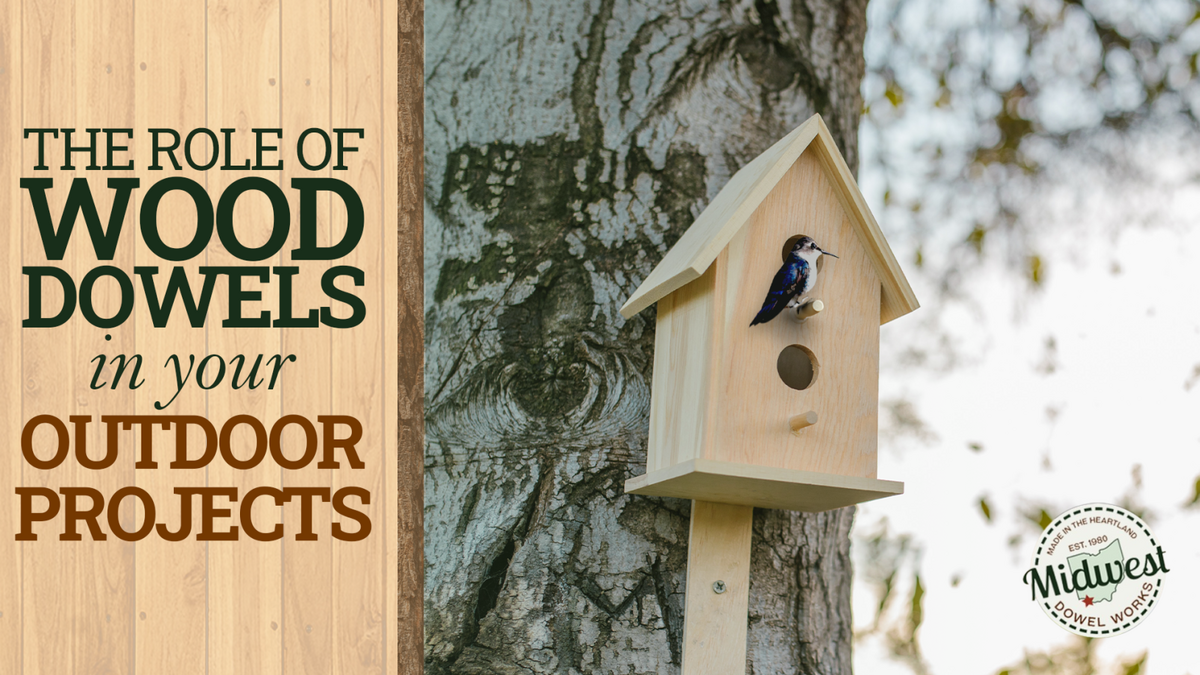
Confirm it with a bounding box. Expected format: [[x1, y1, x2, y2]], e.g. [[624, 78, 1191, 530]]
[[1023, 503, 1169, 637]]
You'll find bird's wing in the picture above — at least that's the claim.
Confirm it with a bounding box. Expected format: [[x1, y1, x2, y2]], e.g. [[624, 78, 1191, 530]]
[[783, 259, 809, 298], [750, 259, 807, 326]]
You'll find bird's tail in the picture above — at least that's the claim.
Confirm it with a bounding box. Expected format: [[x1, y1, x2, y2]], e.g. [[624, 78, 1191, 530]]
[[750, 304, 782, 327]]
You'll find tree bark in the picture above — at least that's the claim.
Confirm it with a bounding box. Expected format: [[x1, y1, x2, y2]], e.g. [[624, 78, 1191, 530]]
[[424, 1, 869, 672]]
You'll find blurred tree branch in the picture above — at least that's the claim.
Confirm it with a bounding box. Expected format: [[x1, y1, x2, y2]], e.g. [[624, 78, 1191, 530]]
[[864, 0, 1200, 298]]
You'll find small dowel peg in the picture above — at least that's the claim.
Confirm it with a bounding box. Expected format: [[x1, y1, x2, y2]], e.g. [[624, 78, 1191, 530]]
[[792, 299, 824, 321], [789, 411, 818, 434]]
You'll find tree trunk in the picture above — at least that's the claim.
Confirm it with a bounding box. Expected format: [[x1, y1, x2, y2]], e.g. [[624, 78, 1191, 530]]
[[424, 1, 869, 672]]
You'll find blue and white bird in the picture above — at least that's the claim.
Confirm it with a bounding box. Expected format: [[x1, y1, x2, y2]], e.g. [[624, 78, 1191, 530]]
[[749, 236, 838, 326]]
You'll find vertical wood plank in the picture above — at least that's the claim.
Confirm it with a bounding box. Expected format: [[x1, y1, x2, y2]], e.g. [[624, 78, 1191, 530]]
[[70, 4, 138, 673], [280, 1, 334, 672], [331, 0, 386, 671], [132, 1, 209, 672], [381, 0, 402, 671], [205, 2, 284, 674], [681, 501, 754, 675], [21, 4, 78, 669], [396, 0, 424, 669], [17, 3, 139, 673], [0, 0, 22, 669]]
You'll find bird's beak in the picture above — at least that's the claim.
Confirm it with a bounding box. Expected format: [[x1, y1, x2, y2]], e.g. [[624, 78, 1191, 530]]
[[821, 250, 839, 258]]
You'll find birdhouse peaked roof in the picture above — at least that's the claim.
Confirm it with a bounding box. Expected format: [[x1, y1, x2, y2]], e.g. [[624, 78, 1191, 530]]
[[620, 114, 919, 324]]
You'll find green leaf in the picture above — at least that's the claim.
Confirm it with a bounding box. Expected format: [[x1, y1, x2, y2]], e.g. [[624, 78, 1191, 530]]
[[1186, 476, 1200, 507], [1024, 508, 1052, 530], [1029, 255, 1044, 285], [909, 573, 925, 636], [877, 568, 897, 620], [1122, 651, 1147, 675], [967, 225, 986, 254], [979, 497, 992, 522]]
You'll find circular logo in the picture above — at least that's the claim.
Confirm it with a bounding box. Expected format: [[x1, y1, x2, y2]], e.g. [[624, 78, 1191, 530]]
[[1023, 503, 1169, 637]]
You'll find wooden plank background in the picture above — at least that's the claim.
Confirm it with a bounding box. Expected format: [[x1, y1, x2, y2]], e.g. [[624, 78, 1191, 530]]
[[0, 1, 417, 673], [395, 1, 424, 673]]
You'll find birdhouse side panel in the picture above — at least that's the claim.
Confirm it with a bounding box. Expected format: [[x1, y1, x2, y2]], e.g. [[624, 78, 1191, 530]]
[[647, 265, 720, 474], [708, 151, 881, 478]]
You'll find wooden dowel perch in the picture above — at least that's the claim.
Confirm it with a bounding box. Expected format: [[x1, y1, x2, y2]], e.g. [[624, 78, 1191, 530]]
[[792, 298, 824, 321], [789, 411, 818, 434]]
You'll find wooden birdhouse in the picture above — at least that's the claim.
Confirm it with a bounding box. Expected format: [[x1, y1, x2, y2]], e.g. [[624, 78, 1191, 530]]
[[621, 114, 919, 514]]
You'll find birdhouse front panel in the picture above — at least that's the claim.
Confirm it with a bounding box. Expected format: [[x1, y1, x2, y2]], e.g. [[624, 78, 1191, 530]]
[[710, 150, 881, 478]]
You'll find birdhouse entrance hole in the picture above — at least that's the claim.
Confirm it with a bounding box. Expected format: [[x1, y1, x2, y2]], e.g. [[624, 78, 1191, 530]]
[[777, 345, 817, 390]]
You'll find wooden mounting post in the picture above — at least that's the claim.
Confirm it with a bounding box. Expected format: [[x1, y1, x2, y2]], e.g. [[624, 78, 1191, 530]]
[[681, 500, 755, 674]]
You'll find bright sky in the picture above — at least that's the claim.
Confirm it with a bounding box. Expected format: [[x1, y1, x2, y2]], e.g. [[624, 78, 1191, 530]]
[[853, 180, 1200, 673]]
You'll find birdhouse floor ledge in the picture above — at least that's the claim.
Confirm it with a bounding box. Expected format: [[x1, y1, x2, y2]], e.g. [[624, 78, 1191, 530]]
[[625, 459, 903, 512]]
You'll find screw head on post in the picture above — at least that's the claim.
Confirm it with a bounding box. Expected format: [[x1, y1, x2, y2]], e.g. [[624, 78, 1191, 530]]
[[712, 580, 726, 594]]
